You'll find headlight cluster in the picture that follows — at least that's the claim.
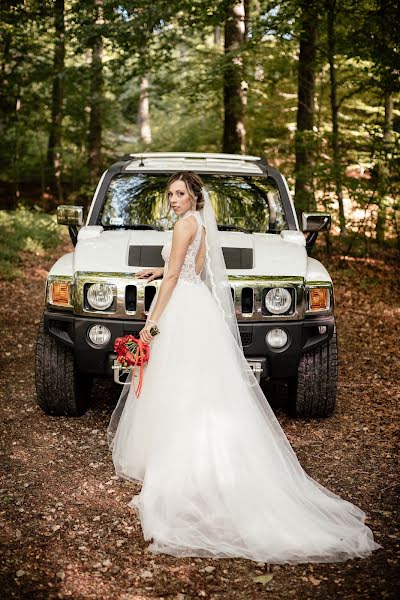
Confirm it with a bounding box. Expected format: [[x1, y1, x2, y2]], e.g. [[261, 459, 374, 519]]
[[86, 283, 116, 310], [264, 287, 292, 315]]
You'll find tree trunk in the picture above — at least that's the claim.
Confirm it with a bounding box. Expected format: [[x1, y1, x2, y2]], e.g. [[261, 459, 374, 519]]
[[137, 75, 152, 145], [376, 89, 393, 243], [88, 0, 104, 187], [244, 0, 251, 38], [294, 1, 317, 214], [383, 91, 393, 144], [13, 95, 21, 205], [326, 0, 346, 235], [46, 0, 65, 202], [243, 0, 251, 103], [223, 1, 246, 154], [0, 30, 12, 138]]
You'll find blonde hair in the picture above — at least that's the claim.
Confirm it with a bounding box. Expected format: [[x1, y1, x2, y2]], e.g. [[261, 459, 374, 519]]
[[166, 171, 205, 210]]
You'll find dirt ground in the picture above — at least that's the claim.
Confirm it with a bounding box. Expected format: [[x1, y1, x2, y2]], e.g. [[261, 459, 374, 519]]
[[0, 237, 399, 600]]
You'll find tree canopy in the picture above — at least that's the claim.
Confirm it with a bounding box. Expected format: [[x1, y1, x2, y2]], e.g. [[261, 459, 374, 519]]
[[0, 0, 398, 242]]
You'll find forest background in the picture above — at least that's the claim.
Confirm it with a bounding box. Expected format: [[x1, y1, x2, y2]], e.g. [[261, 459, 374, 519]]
[[2, 5, 400, 599], [0, 0, 399, 278]]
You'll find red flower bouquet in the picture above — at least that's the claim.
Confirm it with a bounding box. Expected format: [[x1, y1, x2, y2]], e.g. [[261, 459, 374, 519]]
[[114, 328, 158, 398]]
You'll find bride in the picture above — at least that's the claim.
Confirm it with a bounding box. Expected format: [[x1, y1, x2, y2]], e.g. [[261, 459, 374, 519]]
[[107, 171, 380, 563]]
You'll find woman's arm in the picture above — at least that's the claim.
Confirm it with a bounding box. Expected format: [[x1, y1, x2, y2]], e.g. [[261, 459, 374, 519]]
[[139, 218, 195, 343]]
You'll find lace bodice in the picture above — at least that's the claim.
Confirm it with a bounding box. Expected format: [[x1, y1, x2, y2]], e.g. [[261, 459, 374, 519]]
[[161, 210, 204, 284]]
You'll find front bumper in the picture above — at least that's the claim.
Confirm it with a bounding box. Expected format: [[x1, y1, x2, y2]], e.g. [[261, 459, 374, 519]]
[[43, 310, 335, 380]]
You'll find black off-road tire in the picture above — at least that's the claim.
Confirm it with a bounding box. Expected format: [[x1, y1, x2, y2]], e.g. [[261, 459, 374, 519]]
[[289, 325, 338, 418], [35, 313, 92, 416]]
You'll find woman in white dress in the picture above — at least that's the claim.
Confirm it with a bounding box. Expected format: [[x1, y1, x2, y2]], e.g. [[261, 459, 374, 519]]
[[107, 171, 380, 563]]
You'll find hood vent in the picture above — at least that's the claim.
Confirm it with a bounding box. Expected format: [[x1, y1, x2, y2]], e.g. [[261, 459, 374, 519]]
[[128, 246, 254, 269], [222, 247, 253, 269], [129, 246, 164, 267]]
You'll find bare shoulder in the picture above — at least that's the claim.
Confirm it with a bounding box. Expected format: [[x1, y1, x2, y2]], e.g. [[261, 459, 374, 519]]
[[173, 217, 197, 236]]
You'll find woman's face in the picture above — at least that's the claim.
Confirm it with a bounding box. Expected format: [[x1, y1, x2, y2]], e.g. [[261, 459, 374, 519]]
[[167, 180, 193, 217]]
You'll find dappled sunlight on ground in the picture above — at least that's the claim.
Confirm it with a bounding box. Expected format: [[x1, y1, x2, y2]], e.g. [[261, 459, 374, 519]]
[[0, 237, 399, 599]]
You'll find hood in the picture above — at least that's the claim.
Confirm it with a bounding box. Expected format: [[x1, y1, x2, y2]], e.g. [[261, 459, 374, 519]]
[[73, 229, 172, 274], [73, 228, 308, 278], [251, 232, 307, 277]]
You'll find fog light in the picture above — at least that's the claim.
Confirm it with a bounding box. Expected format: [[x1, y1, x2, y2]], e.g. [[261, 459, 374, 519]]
[[318, 325, 327, 334], [88, 324, 111, 346], [266, 328, 288, 349]]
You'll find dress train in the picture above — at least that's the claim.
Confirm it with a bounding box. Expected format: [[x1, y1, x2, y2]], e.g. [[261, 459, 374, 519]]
[[107, 211, 380, 563]]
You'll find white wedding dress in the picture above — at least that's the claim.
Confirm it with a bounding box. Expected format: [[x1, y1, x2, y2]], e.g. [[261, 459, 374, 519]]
[[108, 209, 380, 563]]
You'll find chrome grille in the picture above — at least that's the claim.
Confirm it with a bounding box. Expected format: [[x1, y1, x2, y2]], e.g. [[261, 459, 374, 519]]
[[144, 285, 157, 312], [231, 276, 305, 321], [241, 287, 254, 315], [125, 285, 137, 313], [73, 272, 306, 321]]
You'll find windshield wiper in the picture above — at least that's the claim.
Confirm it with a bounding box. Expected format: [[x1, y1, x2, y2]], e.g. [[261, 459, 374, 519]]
[[103, 224, 163, 231], [217, 224, 253, 233]]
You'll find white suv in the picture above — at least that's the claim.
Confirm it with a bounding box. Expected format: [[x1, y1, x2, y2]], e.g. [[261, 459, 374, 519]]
[[35, 153, 337, 418]]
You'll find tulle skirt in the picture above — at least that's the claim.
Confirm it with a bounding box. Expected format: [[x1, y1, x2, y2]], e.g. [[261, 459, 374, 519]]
[[107, 278, 380, 563]]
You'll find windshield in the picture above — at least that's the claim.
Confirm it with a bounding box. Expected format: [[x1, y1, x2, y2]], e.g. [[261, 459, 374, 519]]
[[97, 174, 287, 233]]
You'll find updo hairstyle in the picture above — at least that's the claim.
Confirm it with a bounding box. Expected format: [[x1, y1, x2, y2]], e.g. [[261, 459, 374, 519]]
[[166, 171, 205, 211]]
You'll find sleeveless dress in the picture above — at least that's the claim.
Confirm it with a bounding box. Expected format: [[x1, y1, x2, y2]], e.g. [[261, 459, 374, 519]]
[[108, 209, 380, 563]]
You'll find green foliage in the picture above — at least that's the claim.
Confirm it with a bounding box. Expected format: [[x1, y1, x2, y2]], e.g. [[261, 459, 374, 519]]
[[0, 0, 398, 251], [0, 208, 64, 280]]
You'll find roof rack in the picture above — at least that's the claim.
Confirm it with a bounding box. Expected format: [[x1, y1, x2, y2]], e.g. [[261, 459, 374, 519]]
[[120, 152, 264, 163]]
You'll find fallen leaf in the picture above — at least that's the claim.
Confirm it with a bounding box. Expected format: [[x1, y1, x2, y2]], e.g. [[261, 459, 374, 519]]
[[140, 569, 153, 578], [253, 574, 274, 584], [203, 566, 216, 573]]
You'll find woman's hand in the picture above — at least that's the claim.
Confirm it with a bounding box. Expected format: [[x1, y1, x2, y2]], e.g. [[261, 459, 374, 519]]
[[139, 322, 156, 344], [136, 267, 163, 282]]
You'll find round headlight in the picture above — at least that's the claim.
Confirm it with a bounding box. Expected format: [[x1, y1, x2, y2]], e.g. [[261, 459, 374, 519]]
[[88, 324, 111, 346], [265, 288, 291, 314], [87, 283, 114, 310], [266, 328, 288, 349]]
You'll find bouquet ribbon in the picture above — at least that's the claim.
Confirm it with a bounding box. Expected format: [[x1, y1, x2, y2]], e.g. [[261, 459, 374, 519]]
[[130, 338, 149, 398]]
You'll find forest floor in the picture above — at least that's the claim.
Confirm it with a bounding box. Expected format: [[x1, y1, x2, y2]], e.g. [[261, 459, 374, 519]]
[[0, 235, 399, 600]]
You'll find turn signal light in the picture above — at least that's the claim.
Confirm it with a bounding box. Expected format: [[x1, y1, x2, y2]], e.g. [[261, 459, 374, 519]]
[[51, 282, 70, 306], [309, 288, 328, 311]]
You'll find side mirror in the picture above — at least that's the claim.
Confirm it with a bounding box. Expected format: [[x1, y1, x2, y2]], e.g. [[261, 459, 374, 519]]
[[302, 212, 331, 233], [302, 212, 331, 252], [57, 205, 84, 226], [57, 206, 84, 247]]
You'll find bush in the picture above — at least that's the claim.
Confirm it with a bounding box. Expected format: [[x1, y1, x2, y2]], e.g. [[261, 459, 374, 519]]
[[0, 207, 65, 280]]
